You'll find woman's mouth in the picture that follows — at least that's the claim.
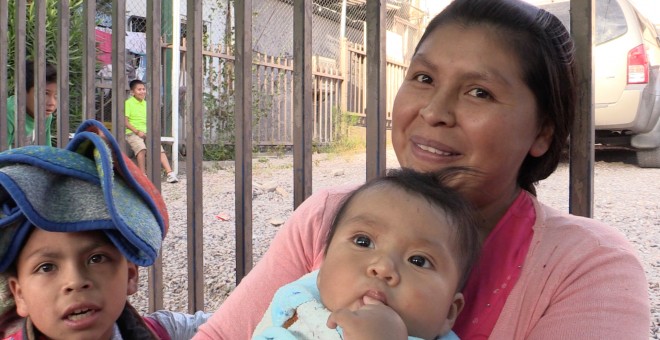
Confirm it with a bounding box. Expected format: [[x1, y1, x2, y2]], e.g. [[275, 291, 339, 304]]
[[416, 143, 456, 156]]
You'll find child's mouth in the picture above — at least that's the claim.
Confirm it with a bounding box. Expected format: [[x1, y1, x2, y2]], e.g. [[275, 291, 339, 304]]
[[66, 309, 94, 321]]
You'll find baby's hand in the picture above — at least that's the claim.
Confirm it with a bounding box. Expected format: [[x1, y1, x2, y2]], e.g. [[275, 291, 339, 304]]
[[326, 296, 408, 340]]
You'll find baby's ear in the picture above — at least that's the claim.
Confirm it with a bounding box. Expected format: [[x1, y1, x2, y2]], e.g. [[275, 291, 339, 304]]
[[441, 292, 465, 334], [126, 262, 139, 295], [8, 277, 28, 317]]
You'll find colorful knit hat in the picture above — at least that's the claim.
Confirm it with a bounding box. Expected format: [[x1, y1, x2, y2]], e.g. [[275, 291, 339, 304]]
[[0, 119, 169, 271]]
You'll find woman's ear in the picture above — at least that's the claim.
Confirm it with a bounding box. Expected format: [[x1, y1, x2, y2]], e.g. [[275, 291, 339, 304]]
[[441, 292, 465, 334], [8, 277, 29, 317], [126, 262, 139, 295], [529, 123, 555, 157]]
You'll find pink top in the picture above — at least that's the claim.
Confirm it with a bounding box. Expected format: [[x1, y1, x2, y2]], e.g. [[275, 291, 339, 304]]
[[194, 187, 650, 339], [454, 190, 535, 338]]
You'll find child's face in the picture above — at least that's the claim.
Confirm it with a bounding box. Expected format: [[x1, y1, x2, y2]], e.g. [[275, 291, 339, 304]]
[[25, 82, 58, 118], [8, 229, 138, 340], [131, 84, 147, 102], [318, 185, 464, 339]]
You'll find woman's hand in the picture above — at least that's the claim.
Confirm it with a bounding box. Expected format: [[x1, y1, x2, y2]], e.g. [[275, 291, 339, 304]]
[[326, 295, 408, 340]]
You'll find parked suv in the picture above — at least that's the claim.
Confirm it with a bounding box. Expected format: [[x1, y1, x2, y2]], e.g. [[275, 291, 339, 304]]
[[540, 0, 660, 167]]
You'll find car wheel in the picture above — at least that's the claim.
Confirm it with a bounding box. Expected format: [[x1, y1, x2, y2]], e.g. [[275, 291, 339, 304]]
[[637, 147, 660, 168]]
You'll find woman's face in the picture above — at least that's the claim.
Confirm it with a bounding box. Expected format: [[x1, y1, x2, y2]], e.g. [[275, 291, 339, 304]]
[[392, 23, 553, 210]]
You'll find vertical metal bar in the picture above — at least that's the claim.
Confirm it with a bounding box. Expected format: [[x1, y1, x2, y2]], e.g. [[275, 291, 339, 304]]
[[569, 0, 595, 217], [366, 0, 386, 180], [112, 0, 126, 152], [34, 1, 46, 146], [57, 0, 70, 148], [14, 1, 26, 148], [339, 38, 347, 114], [293, 0, 313, 208], [147, 0, 164, 313], [82, 1, 96, 121], [0, 0, 8, 150], [235, 0, 254, 284], [186, 0, 204, 313], [171, 1, 181, 175]]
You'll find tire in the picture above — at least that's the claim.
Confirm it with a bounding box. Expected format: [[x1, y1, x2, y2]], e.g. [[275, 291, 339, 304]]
[[637, 147, 660, 168]]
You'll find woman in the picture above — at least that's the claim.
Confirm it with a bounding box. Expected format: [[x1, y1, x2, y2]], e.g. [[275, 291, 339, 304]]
[[195, 0, 650, 338]]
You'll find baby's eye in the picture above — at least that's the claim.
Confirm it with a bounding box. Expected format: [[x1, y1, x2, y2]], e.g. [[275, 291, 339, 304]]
[[89, 254, 107, 264], [353, 235, 374, 248], [466, 88, 492, 99], [36, 263, 55, 273], [408, 255, 431, 268], [414, 74, 433, 84]]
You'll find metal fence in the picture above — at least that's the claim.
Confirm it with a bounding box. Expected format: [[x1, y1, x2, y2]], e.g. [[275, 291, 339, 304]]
[[0, 0, 602, 317], [0, 0, 427, 314]]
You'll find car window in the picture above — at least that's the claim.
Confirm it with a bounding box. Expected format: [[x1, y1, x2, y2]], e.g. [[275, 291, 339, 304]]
[[596, 0, 627, 44], [634, 7, 660, 48], [539, 0, 628, 45]]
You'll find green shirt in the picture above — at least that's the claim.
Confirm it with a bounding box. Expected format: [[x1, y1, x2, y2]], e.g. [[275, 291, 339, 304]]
[[5, 95, 53, 147], [125, 96, 148, 134]]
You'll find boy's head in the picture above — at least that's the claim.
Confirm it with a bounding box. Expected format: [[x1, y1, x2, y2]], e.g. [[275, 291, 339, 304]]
[[0, 120, 168, 339], [129, 79, 146, 102], [8, 229, 138, 340], [24, 59, 58, 118], [318, 168, 480, 339]]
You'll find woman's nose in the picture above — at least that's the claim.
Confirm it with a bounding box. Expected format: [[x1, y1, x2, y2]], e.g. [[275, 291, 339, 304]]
[[367, 256, 400, 286], [419, 90, 456, 127]]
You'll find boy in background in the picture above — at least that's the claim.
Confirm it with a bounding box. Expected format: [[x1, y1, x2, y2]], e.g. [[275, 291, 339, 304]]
[[253, 168, 481, 340], [5, 60, 57, 147], [0, 120, 207, 339], [124, 79, 178, 183]]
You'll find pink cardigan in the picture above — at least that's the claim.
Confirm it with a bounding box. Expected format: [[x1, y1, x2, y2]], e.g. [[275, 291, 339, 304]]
[[194, 187, 650, 339]]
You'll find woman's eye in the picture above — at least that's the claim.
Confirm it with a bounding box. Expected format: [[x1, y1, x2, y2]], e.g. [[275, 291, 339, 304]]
[[353, 235, 374, 248], [408, 255, 431, 268], [414, 74, 433, 84], [36, 263, 55, 273], [89, 254, 107, 264], [466, 88, 492, 99]]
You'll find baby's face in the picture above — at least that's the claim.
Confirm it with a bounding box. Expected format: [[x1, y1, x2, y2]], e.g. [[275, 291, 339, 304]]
[[8, 229, 137, 340], [318, 185, 464, 339]]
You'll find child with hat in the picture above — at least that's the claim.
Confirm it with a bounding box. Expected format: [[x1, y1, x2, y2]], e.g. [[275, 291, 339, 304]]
[[0, 120, 208, 339]]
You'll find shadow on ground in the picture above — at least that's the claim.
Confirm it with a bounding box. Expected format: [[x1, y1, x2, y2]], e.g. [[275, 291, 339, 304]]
[[595, 147, 638, 165]]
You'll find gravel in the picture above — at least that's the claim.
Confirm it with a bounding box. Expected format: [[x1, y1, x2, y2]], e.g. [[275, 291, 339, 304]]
[[129, 147, 659, 338]]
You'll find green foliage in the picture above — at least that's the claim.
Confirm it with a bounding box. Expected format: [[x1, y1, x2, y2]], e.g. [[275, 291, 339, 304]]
[[313, 107, 366, 154], [6, 0, 86, 131], [198, 0, 283, 160], [203, 143, 235, 161]]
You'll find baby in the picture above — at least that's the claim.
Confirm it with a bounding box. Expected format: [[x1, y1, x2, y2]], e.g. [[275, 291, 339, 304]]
[[253, 168, 481, 340], [0, 120, 208, 340]]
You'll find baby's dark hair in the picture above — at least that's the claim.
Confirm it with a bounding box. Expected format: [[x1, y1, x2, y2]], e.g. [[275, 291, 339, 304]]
[[325, 167, 481, 290], [24, 60, 57, 92], [129, 79, 145, 90]]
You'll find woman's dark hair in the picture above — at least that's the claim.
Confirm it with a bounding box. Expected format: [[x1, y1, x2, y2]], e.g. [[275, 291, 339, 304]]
[[24, 59, 58, 92], [325, 168, 481, 290], [415, 0, 577, 195]]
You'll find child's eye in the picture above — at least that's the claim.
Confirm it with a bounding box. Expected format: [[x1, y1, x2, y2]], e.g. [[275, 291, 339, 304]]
[[89, 254, 107, 264], [36, 263, 55, 273], [408, 255, 431, 268], [353, 235, 374, 248], [414, 74, 433, 84], [466, 88, 492, 99]]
